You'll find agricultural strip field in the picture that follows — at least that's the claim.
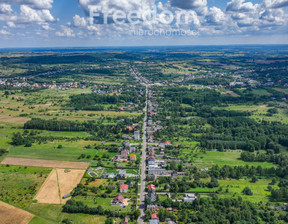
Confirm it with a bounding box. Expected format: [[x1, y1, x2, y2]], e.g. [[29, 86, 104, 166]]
[[35, 169, 86, 204], [0, 201, 34, 224], [1, 157, 90, 169]]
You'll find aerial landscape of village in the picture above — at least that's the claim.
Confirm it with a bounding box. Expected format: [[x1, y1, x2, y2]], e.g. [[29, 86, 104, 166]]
[[0, 45, 287, 224], [1, 0, 288, 224]]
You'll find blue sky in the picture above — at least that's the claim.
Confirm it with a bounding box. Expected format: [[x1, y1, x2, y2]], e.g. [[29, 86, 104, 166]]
[[0, 0, 287, 47]]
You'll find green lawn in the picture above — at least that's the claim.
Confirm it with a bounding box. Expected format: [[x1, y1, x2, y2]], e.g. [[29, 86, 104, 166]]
[[73, 196, 132, 212], [218, 178, 278, 203], [186, 178, 278, 203], [27, 203, 106, 224], [194, 151, 275, 168]]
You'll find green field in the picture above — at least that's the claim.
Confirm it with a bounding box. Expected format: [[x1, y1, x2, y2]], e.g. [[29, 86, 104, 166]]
[[8, 140, 100, 162], [194, 151, 275, 168], [27, 203, 106, 224], [0, 165, 51, 208]]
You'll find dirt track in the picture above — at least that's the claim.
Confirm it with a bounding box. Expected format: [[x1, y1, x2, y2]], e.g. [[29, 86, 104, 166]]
[[0, 201, 34, 224], [1, 157, 90, 169]]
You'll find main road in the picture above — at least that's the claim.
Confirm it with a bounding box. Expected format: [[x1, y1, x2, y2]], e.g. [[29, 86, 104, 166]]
[[138, 85, 148, 224]]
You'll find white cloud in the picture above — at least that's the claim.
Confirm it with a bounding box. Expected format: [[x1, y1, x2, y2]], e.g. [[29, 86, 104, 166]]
[[7, 21, 16, 27], [0, 0, 53, 9], [19, 5, 55, 24], [170, 0, 207, 10], [73, 14, 87, 27], [0, 29, 10, 35], [264, 0, 288, 9], [226, 0, 258, 12], [0, 3, 12, 14], [56, 25, 75, 37], [206, 7, 226, 25]]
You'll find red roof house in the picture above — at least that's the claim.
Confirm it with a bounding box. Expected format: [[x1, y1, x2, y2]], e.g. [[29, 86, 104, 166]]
[[120, 184, 128, 193], [151, 213, 159, 219]]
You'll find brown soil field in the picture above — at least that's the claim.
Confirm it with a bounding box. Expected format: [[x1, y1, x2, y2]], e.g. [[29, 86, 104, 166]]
[[1, 157, 90, 169], [0, 115, 30, 124], [34, 169, 85, 204], [58, 169, 86, 204], [34, 169, 60, 204], [0, 201, 34, 224]]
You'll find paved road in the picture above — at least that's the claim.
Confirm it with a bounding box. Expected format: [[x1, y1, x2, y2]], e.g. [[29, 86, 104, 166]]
[[138, 85, 148, 224]]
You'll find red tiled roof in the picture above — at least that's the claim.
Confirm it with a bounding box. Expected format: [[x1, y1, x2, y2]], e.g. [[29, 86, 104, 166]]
[[147, 184, 155, 189], [151, 213, 159, 219], [120, 184, 128, 190]]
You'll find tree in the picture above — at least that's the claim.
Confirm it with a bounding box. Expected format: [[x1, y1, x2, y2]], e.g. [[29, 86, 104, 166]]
[[251, 176, 258, 183], [105, 217, 114, 224], [242, 187, 253, 195]]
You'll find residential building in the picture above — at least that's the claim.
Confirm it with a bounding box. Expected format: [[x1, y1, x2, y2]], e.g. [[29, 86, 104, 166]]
[[129, 147, 136, 153], [121, 150, 129, 159], [147, 184, 156, 191], [183, 193, 197, 202], [130, 154, 136, 161], [111, 194, 124, 205], [134, 131, 140, 140], [120, 184, 128, 193]]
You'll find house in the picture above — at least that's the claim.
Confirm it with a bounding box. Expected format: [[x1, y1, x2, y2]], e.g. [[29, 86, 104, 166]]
[[112, 155, 121, 162], [147, 156, 155, 162], [134, 131, 140, 140], [147, 205, 162, 212], [123, 141, 130, 149], [111, 194, 124, 205], [107, 184, 116, 190], [121, 217, 129, 224], [129, 147, 136, 153], [148, 120, 153, 126], [149, 220, 159, 224], [118, 170, 126, 178], [127, 181, 133, 187], [147, 184, 156, 191], [147, 192, 157, 202], [151, 213, 159, 220], [183, 193, 197, 202], [148, 167, 173, 175], [120, 184, 128, 193], [119, 180, 125, 185], [121, 150, 129, 159], [130, 154, 136, 161], [164, 141, 172, 146]]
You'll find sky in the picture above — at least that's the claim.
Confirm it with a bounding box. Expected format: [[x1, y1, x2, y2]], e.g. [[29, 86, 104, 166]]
[[0, 0, 288, 48]]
